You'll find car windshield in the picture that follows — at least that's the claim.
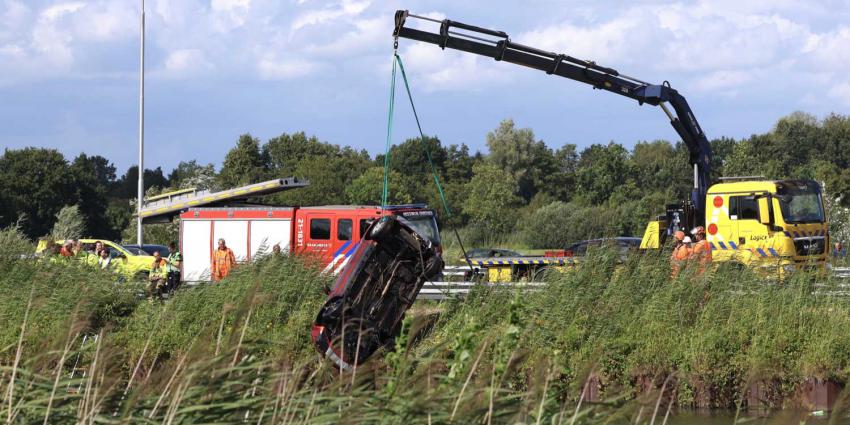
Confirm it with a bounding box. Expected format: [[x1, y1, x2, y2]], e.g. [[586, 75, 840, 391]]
[[777, 182, 824, 224]]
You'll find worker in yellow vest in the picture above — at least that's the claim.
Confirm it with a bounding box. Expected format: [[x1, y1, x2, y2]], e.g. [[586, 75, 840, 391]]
[[166, 242, 182, 292], [148, 251, 168, 299]]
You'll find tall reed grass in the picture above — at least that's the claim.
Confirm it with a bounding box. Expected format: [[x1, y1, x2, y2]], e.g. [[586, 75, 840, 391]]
[[2, 224, 850, 423]]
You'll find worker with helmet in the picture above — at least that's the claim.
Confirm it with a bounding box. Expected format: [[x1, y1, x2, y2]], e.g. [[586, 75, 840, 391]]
[[670, 230, 692, 278], [690, 226, 712, 271]]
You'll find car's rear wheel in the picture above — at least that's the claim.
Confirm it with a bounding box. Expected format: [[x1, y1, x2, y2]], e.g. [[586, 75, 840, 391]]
[[367, 216, 397, 242]]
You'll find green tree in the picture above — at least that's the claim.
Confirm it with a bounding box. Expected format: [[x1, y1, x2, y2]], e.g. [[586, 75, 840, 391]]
[[575, 143, 631, 205], [379, 136, 447, 177], [218, 134, 268, 188], [629, 140, 690, 199], [486, 119, 556, 201], [821, 114, 850, 169], [0, 148, 75, 238], [444, 144, 478, 183], [545, 144, 579, 201], [273, 154, 369, 206], [106, 199, 133, 239], [114, 165, 169, 199], [51, 205, 85, 240], [346, 167, 413, 205], [710, 136, 738, 178], [462, 163, 522, 235], [168, 160, 217, 190], [521, 201, 623, 248], [263, 132, 341, 176], [69, 154, 115, 238]]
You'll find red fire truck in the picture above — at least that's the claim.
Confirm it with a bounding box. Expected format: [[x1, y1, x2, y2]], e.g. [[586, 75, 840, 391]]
[[178, 204, 441, 281]]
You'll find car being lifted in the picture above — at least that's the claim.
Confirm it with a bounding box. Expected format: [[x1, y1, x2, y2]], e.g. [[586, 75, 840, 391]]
[[311, 214, 443, 370]]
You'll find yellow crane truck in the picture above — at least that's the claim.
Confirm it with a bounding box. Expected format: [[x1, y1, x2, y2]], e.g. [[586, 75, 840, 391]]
[[642, 178, 827, 274], [393, 11, 828, 281]]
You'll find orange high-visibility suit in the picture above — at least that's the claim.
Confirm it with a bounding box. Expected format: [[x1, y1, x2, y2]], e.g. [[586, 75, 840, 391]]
[[670, 244, 692, 278], [212, 248, 236, 282], [691, 239, 712, 264]]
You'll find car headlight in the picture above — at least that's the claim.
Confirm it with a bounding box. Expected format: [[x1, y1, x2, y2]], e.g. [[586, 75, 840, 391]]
[[783, 264, 797, 274]]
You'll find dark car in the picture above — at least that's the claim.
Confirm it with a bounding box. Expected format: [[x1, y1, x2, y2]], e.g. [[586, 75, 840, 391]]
[[123, 244, 170, 257], [311, 215, 443, 370], [564, 237, 642, 258], [464, 248, 520, 259]]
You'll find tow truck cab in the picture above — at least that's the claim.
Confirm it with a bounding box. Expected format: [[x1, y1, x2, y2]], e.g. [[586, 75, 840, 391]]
[[704, 179, 827, 272]]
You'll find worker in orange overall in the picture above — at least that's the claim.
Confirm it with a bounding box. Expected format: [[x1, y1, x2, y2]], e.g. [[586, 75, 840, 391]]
[[670, 231, 692, 278], [211, 238, 236, 282], [689, 226, 712, 272]]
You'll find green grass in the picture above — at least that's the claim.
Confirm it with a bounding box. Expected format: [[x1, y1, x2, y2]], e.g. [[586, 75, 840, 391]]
[[2, 224, 850, 423]]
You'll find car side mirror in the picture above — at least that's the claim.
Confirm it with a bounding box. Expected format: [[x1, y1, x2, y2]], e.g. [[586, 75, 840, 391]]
[[758, 197, 771, 225]]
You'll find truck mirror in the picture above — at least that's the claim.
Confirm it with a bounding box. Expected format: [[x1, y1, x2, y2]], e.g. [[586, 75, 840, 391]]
[[758, 197, 771, 225]]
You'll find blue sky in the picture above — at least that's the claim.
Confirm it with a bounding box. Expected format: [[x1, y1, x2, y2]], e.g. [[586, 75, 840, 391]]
[[2, 0, 850, 174]]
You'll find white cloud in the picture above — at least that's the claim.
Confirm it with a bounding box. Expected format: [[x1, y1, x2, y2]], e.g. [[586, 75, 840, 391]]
[[692, 70, 753, 96], [399, 42, 511, 92], [40, 1, 84, 21], [0, 0, 849, 105], [1, 0, 32, 40], [163, 49, 213, 76], [303, 15, 388, 56], [519, 15, 645, 66], [257, 57, 318, 80], [803, 26, 850, 70], [210, 0, 252, 32], [0, 43, 23, 57], [290, 0, 370, 34]]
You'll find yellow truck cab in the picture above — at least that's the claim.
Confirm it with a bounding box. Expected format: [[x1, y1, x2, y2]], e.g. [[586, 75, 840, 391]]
[[703, 179, 827, 272], [642, 178, 828, 274], [36, 239, 156, 279]]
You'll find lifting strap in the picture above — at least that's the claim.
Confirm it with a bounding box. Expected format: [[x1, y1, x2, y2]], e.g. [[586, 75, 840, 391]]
[[381, 56, 397, 208], [382, 52, 474, 270]]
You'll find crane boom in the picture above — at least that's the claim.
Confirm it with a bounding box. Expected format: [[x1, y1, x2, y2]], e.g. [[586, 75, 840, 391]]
[[393, 10, 712, 227]]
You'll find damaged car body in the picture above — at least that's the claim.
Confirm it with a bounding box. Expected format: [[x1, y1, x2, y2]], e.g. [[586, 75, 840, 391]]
[[311, 213, 443, 369]]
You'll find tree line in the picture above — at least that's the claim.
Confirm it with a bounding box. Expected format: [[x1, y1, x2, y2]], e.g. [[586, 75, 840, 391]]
[[2, 112, 849, 247]]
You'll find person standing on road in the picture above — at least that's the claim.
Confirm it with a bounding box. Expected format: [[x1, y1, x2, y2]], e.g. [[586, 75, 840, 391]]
[[211, 238, 236, 282], [166, 242, 182, 292], [149, 251, 168, 299]]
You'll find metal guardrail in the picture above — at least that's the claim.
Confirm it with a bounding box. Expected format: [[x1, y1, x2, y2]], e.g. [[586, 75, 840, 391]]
[[183, 266, 850, 301], [418, 281, 544, 300], [833, 267, 850, 278]]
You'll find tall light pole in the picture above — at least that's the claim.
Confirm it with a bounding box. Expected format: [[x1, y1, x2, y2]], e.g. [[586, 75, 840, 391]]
[[137, 0, 145, 245]]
